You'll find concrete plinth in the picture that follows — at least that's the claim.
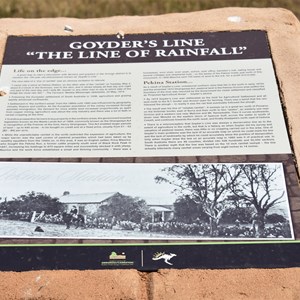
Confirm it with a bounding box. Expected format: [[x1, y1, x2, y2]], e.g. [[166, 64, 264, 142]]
[[0, 7, 300, 300]]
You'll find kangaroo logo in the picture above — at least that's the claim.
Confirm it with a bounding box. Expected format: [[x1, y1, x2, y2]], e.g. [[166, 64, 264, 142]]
[[152, 252, 177, 265]]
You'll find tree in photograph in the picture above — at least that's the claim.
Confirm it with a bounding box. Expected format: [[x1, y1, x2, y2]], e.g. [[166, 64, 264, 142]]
[[221, 206, 255, 225], [222, 186, 255, 225], [265, 213, 287, 224], [0, 198, 23, 214], [155, 164, 240, 236], [173, 195, 209, 224], [98, 193, 151, 223], [11, 191, 63, 214], [227, 164, 285, 237], [0, 191, 62, 218]]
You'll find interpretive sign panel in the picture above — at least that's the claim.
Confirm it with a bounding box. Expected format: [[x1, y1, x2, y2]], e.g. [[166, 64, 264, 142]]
[[0, 30, 299, 270], [0, 31, 291, 157]]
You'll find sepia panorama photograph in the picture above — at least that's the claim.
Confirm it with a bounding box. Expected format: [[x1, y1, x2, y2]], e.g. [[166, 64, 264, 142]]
[[0, 161, 294, 240]]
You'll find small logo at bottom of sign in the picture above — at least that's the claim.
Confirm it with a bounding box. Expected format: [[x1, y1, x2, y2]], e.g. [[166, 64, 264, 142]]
[[152, 252, 177, 265], [100, 251, 134, 267]]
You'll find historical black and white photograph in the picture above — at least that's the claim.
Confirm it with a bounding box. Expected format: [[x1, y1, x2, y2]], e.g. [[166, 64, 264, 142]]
[[0, 162, 294, 240]]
